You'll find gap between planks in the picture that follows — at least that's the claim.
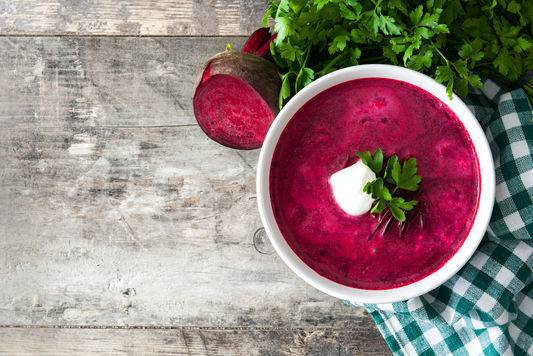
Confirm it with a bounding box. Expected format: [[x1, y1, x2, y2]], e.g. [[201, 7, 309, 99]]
[[0, 325, 378, 331], [0, 124, 200, 131], [0, 34, 250, 38]]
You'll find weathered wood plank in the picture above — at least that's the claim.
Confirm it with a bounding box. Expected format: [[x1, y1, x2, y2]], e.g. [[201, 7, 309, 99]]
[[0, 36, 379, 332], [0, 0, 270, 36], [0, 327, 392, 355], [0, 36, 244, 129], [1, 125, 376, 329]]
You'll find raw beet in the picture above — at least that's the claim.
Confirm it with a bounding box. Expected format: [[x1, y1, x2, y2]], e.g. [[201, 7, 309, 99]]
[[193, 47, 281, 150], [194, 74, 276, 150]]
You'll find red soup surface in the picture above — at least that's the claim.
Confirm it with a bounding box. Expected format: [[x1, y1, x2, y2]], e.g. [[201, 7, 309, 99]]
[[270, 78, 480, 290]]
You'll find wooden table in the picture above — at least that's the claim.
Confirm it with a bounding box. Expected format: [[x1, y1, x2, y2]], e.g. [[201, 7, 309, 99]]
[[0, 1, 391, 354]]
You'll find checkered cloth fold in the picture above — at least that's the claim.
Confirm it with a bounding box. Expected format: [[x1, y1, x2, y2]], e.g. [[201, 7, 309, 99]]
[[346, 79, 533, 356]]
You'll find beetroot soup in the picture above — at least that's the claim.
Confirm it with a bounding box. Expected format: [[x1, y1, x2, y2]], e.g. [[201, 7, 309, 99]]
[[269, 78, 480, 290]]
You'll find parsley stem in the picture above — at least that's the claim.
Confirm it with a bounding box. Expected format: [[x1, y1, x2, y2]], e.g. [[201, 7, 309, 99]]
[[314, 19, 329, 34], [295, 44, 313, 92], [476, 66, 515, 89], [267, 0, 533, 108], [429, 39, 449, 65], [522, 82, 533, 99], [316, 53, 346, 77], [303, 43, 312, 67]]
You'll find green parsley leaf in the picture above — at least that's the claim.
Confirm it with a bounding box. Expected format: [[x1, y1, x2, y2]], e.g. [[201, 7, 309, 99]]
[[389, 202, 406, 221], [410, 5, 423, 26], [384, 154, 398, 183], [414, 27, 432, 40], [370, 198, 388, 214], [392, 197, 418, 211], [403, 41, 421, 64], [452, 59, 469, 78], [455, 77, 469, 97], [358, 149, 421, 221], [493, 51, 514, 78], [289, 0, 307, 13], [379, 14, 402, 35], [261, 2, 278, 27], [435, 64, 454, 83], [266, 0, 533, 107], [274, 16, 297, 45], [339, 3, 362, 21], [389, 197, 417, 221], [296, 67, 315, 91], [328, 26, 351, 54], [418, 12, 439, 27], [406, 47, 433, 70], [365, 178, 392, 201], [467, 74, 484, 89], [445, 77, 454, 100], [356, 148, 383, 175], [278, 72, 294, 109], [365, 10, 381, 36], [315, 0, 330, 11], [280, 42, 299, 62], [390, 0, 409, 16]]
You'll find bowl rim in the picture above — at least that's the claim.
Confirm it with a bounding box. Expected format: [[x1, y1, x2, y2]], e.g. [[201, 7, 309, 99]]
[[256, 64, 495, 303]]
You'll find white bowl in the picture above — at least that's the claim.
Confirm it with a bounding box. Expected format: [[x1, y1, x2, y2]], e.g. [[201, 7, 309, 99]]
[[256, 64, 495, 304]]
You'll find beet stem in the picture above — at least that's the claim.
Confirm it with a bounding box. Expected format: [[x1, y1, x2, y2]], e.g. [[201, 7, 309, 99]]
[[242, 28, 272, 54], [256, 34, 277, 56]]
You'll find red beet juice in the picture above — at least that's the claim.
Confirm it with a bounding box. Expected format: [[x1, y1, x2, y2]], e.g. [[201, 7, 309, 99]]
[[269, 78, 480, 290]]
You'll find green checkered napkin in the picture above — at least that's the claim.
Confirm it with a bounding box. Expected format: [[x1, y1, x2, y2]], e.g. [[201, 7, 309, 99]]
[[346, 78, 533, 356]]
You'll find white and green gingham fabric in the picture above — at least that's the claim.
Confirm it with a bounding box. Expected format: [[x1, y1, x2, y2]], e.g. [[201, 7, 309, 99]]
[[346, 78, 533, 356]]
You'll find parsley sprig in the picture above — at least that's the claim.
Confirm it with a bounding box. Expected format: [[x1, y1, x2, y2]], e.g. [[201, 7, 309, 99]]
[[357, 148, 421, 221], [263, 0, 533, 108]]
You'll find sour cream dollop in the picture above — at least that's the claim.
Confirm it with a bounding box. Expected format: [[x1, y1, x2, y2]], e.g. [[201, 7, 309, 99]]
[[330, 161, 376, 216]]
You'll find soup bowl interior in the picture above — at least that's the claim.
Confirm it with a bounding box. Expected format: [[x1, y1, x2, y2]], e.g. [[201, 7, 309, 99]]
[[256, 64, 495, 304]]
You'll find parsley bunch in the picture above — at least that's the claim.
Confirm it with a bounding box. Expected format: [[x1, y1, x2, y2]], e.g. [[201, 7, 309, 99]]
[[263, 0, 533, 108], [357, 148, 421, 221]]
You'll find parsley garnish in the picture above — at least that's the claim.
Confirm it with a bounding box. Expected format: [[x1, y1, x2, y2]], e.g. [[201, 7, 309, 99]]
[[357, 148, 421, 222], [263, 0, 533, 107]]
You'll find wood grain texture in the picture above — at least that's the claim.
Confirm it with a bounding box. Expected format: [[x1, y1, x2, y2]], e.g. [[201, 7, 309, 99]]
[[0, 0, 270, 36], [0, 327, 392, 355], [0, 37, 380, 333]]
